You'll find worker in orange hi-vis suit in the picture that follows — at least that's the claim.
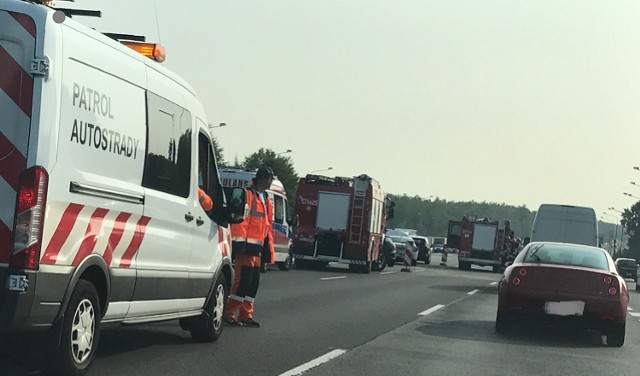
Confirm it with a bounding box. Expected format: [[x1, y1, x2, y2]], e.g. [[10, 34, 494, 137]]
[[224, 166, 275, 328]]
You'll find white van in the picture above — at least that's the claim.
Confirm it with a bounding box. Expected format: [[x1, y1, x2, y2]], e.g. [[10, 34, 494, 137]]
[[529, 204, 599, 247], [0, 1, 245, 373]]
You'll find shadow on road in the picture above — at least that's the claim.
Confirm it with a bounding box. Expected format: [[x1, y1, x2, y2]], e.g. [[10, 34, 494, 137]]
[[415, 319, 606, 348], [0, 326, 196, 375]]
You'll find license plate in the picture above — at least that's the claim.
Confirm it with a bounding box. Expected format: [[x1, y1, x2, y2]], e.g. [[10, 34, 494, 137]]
[[544, 301, 585, 316], [7, 275, 28, 292]]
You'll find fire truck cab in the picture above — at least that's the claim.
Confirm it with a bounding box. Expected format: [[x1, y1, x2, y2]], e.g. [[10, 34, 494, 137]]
[[292, 174, 391, 273], [219, 168, 295, 271]]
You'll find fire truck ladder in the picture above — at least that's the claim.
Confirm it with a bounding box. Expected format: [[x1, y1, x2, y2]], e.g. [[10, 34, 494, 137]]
[[349, 179, 369, 244]]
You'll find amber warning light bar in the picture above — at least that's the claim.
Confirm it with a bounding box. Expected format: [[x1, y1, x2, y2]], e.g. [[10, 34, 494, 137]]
[[121, 42, 166, 63]]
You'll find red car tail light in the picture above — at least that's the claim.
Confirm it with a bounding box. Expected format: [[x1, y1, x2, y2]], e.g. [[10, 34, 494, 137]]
[[512, 277, 521, 286], [518, 268, 527, 277], [603, 276, 612, 284], [608, 287, 617, 295]]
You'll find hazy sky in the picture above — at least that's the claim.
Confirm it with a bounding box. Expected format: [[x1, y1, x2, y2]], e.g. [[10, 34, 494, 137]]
[[66, 0, 640, 220]]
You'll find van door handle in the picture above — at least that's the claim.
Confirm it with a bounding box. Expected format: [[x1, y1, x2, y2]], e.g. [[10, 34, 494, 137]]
[[196, 217, 205, 226], [185, 213, 194, 222]]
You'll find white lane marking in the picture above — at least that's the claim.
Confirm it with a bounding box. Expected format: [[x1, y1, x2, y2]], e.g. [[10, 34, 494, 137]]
[[279, 349, 347, 376], [628, 307, 634, 311], [418, 304, 445, 316], [320, 276, 347, 281], [490, 282, 498, 286], [380, 271, 395, 275], [413, 268, 426, 273], [628, 312, 640, 317], [467, 289, 479, 295]]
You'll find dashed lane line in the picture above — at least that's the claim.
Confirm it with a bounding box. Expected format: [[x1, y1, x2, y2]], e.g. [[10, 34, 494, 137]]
[[467, 289, 479, 295], [418, 304, 446, 316], [279, 349, 347, 376], [380, 271, 395, 275], [320, 276, 347, 281], [490, 282, 498, 286]]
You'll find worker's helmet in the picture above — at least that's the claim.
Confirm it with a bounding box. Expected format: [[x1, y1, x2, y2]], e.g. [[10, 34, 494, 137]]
[[256, 166, 275, 180]]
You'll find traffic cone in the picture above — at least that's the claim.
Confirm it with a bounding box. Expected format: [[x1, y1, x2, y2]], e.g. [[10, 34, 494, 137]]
[[440, 249, 448, 266], [401, 248, 412, 272]]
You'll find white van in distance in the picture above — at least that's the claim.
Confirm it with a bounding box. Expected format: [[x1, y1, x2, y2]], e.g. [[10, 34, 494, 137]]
[[529, 204, 599, 247]]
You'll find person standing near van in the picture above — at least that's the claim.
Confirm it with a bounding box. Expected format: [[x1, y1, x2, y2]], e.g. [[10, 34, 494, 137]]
[[225, 166, 275, 327]]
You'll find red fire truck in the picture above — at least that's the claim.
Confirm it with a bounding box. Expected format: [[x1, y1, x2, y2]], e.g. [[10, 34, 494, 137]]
[[292, 174, 393, 273], [446, 216, 511, 273]]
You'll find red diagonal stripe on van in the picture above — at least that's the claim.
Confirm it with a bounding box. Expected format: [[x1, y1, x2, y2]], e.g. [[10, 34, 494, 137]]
[[119, 216, 151, 268], [102, 212, 132, 267], [72, 208, 109, 266], [9, 12, 36, 38], [41, 203, 84, 264], [0, 46, 33, 117], [0, 221, 12, 264], [0, 131, 27, 191]]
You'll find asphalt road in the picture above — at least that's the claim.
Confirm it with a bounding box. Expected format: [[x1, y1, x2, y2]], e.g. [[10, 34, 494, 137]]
[[3, 255, 640, 375]]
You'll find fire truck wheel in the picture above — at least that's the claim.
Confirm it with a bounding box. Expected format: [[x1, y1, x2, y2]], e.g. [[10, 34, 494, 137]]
[[190, 274, 227, 343], [51, 280, 101, 375]]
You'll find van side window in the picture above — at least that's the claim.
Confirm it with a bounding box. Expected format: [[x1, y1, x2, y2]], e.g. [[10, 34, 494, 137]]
[[198, 130, 226, 222], [273, 194, 285, 224], [143, 92, 192, 198]]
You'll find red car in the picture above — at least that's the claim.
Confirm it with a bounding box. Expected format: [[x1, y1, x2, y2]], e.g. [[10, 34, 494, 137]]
[[496, 242, 628, 347]]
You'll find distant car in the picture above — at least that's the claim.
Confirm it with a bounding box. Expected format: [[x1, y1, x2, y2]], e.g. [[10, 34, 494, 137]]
[[412, 236, 431, 264], [614, 258, 638, 283], [386, 229, 418, 266], [496, 242, 629, 347], [430, 237, 446, 253]]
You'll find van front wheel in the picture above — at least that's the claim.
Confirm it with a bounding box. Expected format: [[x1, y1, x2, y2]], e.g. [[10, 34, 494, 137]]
[[191, 275, 227, 342]]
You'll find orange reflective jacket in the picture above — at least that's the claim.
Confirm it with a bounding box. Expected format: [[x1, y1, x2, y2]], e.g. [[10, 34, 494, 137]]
[[231, 187, 275, 262]]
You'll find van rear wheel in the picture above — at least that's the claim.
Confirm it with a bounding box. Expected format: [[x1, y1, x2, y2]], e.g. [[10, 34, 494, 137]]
[[277, 253, 293, 271], [51, 280, 101, 375]]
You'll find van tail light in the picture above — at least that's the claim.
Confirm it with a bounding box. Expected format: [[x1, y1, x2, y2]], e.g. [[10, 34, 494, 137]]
[[10, 166, 48, 270]]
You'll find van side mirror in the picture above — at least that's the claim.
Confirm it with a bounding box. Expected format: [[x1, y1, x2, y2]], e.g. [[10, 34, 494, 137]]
[[287, 214, 298, 227], [523, 237, 530, 246], [227, 187, 247, 224]]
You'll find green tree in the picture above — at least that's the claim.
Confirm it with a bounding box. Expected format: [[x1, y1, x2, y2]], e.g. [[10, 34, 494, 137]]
[[211, 136, 225, 166], [621, 202, 640, 259], [243, 148, 298, 205]]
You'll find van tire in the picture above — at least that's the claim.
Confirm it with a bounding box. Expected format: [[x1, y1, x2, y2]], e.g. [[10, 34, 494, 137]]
[[277, 253, 292, 271], [52, 280, 101, 375], [190, 275, 227, 343]]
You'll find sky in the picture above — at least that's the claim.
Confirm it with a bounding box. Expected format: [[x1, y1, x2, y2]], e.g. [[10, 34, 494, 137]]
[[64, 0, 640, 221]]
